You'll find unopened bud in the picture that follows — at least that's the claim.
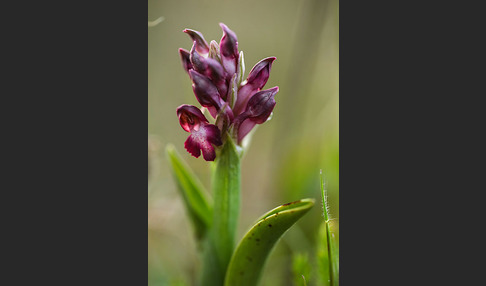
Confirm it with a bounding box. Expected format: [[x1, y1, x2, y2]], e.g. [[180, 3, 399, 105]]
[[219, 23, 239, 76], [245, 86, 278, 123], [183, 29, 210, 55], [246, 57, 276, 90], [189, 70, 222, 110], [179, 48, 193, 73]]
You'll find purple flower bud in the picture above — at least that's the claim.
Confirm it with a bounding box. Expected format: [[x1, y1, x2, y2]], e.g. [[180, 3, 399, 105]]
[[246, 57, 276, 89], [189, 70, 222, 117], [206, 58, 227, 99], [189, 41, 207, 74], [189, 42, 227, 99], [233, 57, 276, 115], [177, 104, 222, 161], [183, 29, 210, 55], [179, 48, 193, 74], [245, 86, 278, 123], [234, 86, 279, 142], [219, 23, 239, 76]]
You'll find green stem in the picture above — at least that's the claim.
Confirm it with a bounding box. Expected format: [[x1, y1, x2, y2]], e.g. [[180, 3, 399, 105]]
[[200, 135, 241, 286]]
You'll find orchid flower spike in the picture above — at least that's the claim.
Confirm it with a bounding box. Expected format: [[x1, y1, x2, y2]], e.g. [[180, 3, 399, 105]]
[[177, 23, 279, 161]]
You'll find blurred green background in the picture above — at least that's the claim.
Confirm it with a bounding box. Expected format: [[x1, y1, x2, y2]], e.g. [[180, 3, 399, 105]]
[[148, 0, 338, 285]]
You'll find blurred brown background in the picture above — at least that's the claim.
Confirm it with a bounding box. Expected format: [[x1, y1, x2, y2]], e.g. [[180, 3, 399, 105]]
[[148, 0, 338, 285]]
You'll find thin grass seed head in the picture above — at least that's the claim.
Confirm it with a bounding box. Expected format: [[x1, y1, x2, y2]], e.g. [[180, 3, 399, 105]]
[[320, 169, 332, 221]]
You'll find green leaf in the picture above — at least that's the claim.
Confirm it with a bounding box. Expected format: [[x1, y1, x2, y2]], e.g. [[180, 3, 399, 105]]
[[166, 144, 212, 240], [200, 136, 241, 286], [224, 198, 315, 286]]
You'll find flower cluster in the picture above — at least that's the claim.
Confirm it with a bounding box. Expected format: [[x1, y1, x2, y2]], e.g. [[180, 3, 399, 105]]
[[177, 23, 278, 161]]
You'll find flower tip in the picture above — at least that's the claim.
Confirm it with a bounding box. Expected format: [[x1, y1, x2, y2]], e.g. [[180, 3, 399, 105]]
[[179, 48, 192, 73], [179, 48, 190, 58], [219, 23, 237, 39], [183, 29, 209, 54], [265, 86, 279, 99]]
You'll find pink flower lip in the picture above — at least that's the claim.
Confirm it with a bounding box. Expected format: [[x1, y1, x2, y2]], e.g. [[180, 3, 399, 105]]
[[177, 104, 222, 161]]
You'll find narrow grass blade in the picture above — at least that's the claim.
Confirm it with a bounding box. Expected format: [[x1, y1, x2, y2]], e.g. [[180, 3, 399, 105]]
[[224, 199, 315, 286], [316, 221, 330, 285], [328, 219, 339, 286], [320, 171, 339, 286], [166, 144, 213, 240]]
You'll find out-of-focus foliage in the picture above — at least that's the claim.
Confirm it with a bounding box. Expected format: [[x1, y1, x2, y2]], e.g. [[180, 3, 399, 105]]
[[166, 144, 213, 241], [148, 0, 338, 285], [292, 253, 311, 286]]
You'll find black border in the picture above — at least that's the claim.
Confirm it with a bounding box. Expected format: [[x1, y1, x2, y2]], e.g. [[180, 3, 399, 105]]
[[341, 1, 483, 284], [6, 0, 483, 284], [7, 1, 148, 284]]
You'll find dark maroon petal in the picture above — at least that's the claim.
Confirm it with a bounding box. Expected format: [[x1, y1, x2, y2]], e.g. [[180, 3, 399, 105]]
[[189, 70, 222, 111], [219, 23, 238, 58], [177, 104, 209, 132], [205, 58, 227, 97], [207, 106, 218, 119], [184, 135, 202, 158], [245, 86, 278, 123], [184, 123, 222, 161], [233, 83, 254, 115], [189, 41, 207, 74], [201, 145, 216, 161], [237, 118, 257, 143], [219, 23, 238, 76], [203, 124, 223, 147], [183, 29, 209, 55], [179, 48, 193, 73], [246, 57, 275, 89]]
